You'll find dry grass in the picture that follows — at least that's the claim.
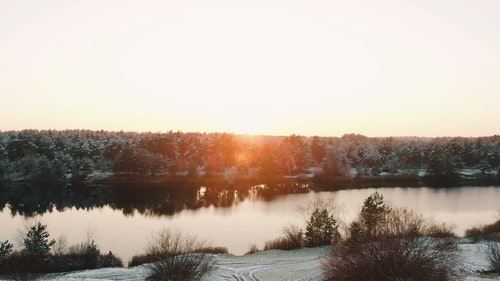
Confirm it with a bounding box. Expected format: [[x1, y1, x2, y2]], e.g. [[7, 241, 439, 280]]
[[264, 236, 302, 251], [246, 243, 259, 255], [465, 217, 500, 240], [264, 225, 303, 251]]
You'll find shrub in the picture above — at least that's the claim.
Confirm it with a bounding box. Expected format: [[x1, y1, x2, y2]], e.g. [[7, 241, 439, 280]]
[[129, 253, 158, 267], [148, 253, 212, 281], [264, 236, 301, 251], [0, 240, 13, 268], [325, 236, 457, 281], [264, 225, 303, 251], [425, 222, 456, 238], [246, 243, 259, 255], [1, 227, 121, 275], [465, 227, 483, 241], [465, 217, 500, 240], [482, 217, 500, 236], [383, 208, 455, 238], [193, 246, 228, 255], [324, 193, 458, 281], [1, 251, 47, 274], [50, 240, 123, 272], [101, 251, 124, 268], [144, 228, 214, 281], [23, 222, 55, 261], [72, 240, 101, 269]]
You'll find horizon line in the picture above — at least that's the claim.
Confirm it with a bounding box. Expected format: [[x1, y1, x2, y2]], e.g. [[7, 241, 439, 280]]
[[1, 127, 498, 139]]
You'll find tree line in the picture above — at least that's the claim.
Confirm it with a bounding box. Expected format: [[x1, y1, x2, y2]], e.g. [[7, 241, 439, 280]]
[[0, 130, 499, 183]]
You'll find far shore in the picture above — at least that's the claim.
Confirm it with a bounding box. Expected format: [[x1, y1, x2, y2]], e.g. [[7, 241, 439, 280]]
[[3, 170, 498, 190]]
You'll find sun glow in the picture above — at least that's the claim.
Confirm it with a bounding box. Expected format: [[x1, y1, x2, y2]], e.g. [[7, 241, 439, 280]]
[[236, 150, 252, 167], [234, 120, 266, 135], [224, 113, 271, 136], [0, 1, 499, 136]]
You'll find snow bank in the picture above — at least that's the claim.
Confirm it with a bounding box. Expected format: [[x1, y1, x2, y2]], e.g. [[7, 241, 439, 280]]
[[459, 243, 500, 281], [37, 266, 151, 281]]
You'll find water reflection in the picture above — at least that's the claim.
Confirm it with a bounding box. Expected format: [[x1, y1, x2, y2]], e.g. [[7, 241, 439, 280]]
[[1, 183, 499, 262], [0, 183, 111, 217], [0, 182, 312, 218]]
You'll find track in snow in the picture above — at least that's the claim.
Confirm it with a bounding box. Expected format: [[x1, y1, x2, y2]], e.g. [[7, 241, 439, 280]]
[[202, 247, 329, 281]]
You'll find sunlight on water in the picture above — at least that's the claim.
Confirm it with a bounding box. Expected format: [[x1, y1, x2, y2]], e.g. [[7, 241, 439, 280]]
[[1, 186, 499, 265]]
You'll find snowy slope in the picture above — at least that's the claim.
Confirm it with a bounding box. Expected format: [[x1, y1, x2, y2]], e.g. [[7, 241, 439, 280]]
[[3, 242, 499, 281], [202, 247, 329, 281], [459, 243, 500, 281]]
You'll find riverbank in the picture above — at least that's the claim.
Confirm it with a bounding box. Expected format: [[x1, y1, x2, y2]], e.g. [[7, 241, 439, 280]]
[[92, 169, 500, 190], [7, 241, 498, 281]]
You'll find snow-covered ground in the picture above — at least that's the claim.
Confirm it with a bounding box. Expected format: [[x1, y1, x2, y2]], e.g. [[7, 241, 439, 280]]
[[3, 242, 499, 281]]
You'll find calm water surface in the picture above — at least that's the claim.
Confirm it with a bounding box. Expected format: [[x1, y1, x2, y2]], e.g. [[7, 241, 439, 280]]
[[1, 185, 499, 264]]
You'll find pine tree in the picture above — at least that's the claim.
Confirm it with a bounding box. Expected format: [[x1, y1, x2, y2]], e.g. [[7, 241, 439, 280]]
[[0, 240, 13, 263], [23, 222, 56, 260], [360, 192, 390, 239], [305, 208, 338, 247]]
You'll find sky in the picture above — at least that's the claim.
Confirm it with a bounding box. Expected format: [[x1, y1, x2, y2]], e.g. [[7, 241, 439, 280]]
[[0, 0, 499, 137]]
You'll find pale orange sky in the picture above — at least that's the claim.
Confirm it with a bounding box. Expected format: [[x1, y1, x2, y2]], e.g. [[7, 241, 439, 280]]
[[1, 0, 499, 137]]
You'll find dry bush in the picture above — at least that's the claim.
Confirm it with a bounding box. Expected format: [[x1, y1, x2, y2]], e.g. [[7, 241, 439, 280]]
[[149, 228, 202, 255], [348, 207, 455, 243], [148, 253, 213, 281], [383, 208, 455, 238], [484, 218, 500, 234], [464, 227, 483, 240], [128, 253, 158, 267], [465, 216, 500, 240], [324, 206, 458, 281], [425, 222, 456, 238], [193, 246, 228, 255], [325, 237, 457, 281], [246, 243, 259, 255], [264, 236, 301, 251], [144, 228, 214, 281], [50, 239, 123, 272], [264, 225, 303, 251], [0, 251, 46, 274]]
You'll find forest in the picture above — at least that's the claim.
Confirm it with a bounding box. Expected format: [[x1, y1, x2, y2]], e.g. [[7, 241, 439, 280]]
[[0, 130, 499, 186]]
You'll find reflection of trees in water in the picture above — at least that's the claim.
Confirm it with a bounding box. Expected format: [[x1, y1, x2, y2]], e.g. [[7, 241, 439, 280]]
[[0, 182, 313, 218], [0, 183, 112, 217], [110, 183, 201, 217]]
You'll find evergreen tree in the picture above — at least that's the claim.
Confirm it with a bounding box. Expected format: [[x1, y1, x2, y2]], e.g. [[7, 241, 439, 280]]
[[305, 208, 339, 247], [23, 222, 56, 260], [311, 136, 326, 165], [0, 240, 13, 264], [360, 192, 390, 239]]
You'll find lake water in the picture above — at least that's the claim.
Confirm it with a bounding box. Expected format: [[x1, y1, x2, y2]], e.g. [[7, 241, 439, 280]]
[[1, 184, 499, 265]]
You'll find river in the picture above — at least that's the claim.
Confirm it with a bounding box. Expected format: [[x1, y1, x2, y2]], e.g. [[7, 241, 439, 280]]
[[0, 183, 499, 264]]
